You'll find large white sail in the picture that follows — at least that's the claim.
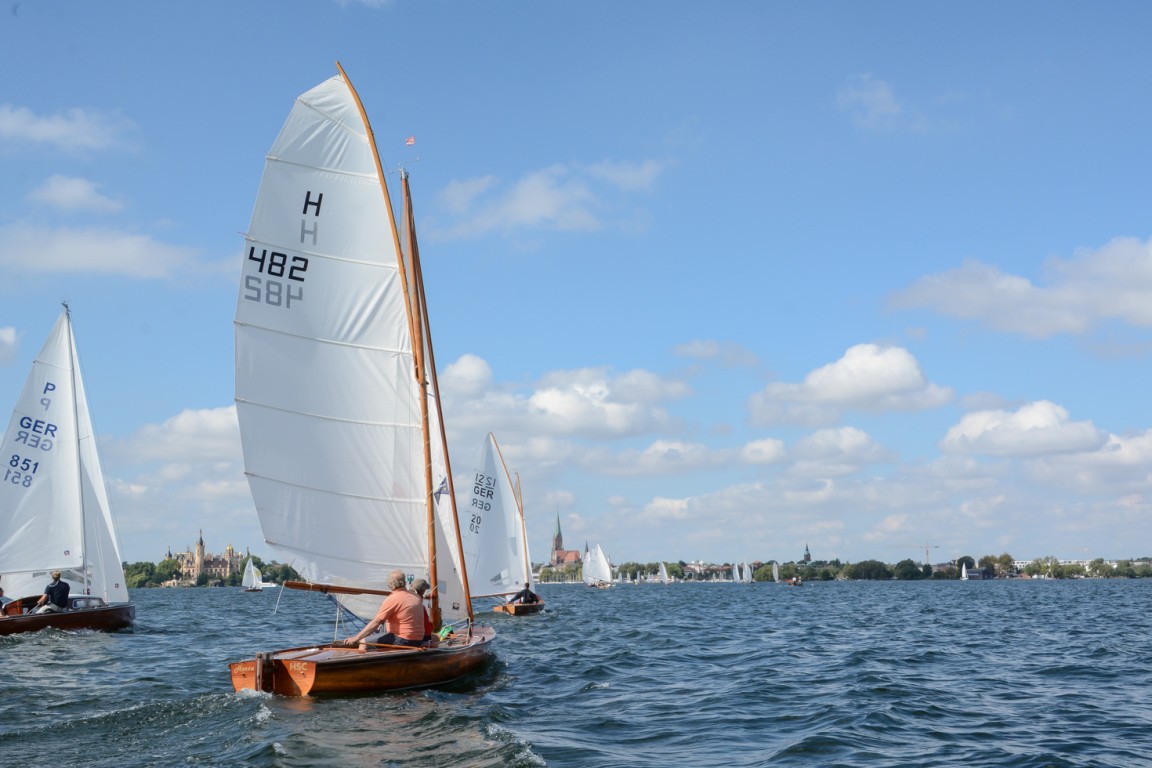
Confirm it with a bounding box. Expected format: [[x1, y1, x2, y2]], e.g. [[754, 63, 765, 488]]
[[234, 72, 469, 626], [461, 433, 532, 599], [0, 310, 128, 604]]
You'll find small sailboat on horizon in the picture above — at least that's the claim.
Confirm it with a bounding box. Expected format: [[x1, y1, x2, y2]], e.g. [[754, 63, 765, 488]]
[[241, 558, 263, 592], [583, 543, 613, 588]]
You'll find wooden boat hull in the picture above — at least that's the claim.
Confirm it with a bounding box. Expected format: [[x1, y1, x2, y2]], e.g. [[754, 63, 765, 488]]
[[230, 626, 496, 696], [493, 601, 544, 616], [0, 603, 135, 636]]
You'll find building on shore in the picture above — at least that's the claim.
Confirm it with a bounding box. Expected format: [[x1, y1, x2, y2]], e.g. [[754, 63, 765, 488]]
[[550, 515, 582, 567], [165, 530, 243, 585]]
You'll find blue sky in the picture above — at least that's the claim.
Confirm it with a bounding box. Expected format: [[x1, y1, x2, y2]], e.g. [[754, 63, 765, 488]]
[[2, 1, 1151, 568]]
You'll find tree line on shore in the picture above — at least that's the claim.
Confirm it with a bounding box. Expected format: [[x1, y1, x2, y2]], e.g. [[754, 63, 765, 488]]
[[537, 554, 1152, 583]]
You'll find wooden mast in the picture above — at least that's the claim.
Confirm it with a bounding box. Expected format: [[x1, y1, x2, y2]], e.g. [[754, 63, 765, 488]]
[[335, 63, 439, 620]]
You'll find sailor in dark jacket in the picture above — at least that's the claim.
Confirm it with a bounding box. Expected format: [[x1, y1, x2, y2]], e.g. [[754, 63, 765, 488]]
[[34, 570, 70, 613]]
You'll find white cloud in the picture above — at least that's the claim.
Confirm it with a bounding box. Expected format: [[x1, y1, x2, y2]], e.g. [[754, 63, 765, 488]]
[[741, 438, 786, 465], [444, 357, 687, 441], [440, 353, 494, 398], [891, 237, 1152, 337], [940, 400, 1108, 457], [0, 104, 135, 150], [116, 406, 241, 464], [426, 159, 662, 240], [0, 224, 203, 278], [789, 426, 892, 477], [1026, 430, 1152, 493], [748, 343, 951, 426], [604, 439, 726, 476], [28, 175, 123, 213], [836, 74, 925, 132], [0, 326, 17, 365], [582, 159, 663, 191]]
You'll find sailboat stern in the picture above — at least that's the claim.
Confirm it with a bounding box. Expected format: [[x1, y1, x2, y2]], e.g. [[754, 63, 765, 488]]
[[230, 650, 316, 696], [229, 628, 497, 696]]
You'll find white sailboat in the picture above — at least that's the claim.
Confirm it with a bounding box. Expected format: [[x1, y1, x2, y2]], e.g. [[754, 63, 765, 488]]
[[730, 562, 740, 582], [0, 307, 134, 635], [461, 433, 542, 615], [772, 562, 780, 583], [961, 563, 969, 581], [241, 558, 262, 592], [658, 561, 670, 585], [583, 543, 613, 587], [228, 65, 494, 696], [741, 562, 754, 583]]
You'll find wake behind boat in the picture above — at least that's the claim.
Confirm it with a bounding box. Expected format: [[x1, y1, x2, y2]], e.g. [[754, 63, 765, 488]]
[[0, 307, 134, 636], [228, 65, 494, 696]]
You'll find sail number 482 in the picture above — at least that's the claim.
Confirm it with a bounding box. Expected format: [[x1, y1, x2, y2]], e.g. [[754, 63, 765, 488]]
[[244, 247, 308, 308]]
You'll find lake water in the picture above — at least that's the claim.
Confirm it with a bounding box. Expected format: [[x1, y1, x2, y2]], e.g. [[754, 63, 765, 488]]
[[1, 579, 1149, 767]]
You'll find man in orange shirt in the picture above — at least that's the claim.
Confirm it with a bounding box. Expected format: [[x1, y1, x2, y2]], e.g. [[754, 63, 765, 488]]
[[339, 569, 425, 649]]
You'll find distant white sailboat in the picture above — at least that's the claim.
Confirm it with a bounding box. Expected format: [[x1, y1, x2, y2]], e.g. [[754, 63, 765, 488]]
[[241, 558, 262, 592], [583, 543, 613, 587], [658, 561, 670, 585], [772, 562, 780, 583], [961, 563, 969, 581]]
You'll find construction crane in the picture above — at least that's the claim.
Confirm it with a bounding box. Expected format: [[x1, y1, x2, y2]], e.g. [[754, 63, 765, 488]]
[[922, 542, 939, 566]]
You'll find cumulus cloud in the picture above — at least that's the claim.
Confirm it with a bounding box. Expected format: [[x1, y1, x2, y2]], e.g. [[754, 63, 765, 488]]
[[0, 224, 203, 278], [0, 104, 135, 150], [940, 400, 1108, 457], [1026, 430, 1152, 493], [444, 356, 689, 442], [741, 438, 786, 465], [440, 353, 494, 398], [116, 406, 241, 464], [836, 74, 925, 132], [27, 175, 123, 213], [426, 159, 664, 240], [789, 426, 892, 477], [603, 439, 727, 477], [748, 343, 952, 426], [890, 237, 1152, 337]]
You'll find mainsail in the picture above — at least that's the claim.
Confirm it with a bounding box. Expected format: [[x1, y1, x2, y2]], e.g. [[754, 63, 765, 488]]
[[0, 309, 128, 604], [234, 71, 469, 627], [241, 558, 261, 590], [461, 433, 533, 599], [583, 543, 613, 585]]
